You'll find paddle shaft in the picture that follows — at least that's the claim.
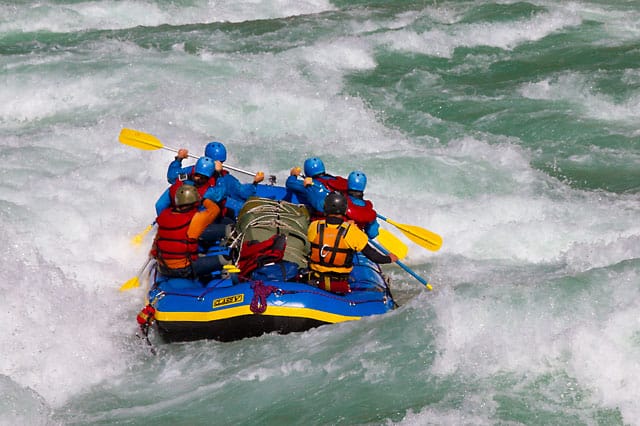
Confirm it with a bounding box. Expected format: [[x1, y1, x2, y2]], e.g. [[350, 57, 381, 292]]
[[170, 147, 257, 177], [119, 128, 258, 177], [119, 257, 153, 291], [295, 174, 440, 251], [137, 257, 153, 277], [370, 240, 432, 290]]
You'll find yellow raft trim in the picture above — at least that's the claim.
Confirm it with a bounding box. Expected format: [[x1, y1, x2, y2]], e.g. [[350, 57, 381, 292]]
[[154, 305, 361, 324]]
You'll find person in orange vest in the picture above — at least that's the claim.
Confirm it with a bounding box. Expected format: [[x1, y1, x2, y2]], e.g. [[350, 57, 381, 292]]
[[307, 191, 398, 294], [150, 185, 229, 280]]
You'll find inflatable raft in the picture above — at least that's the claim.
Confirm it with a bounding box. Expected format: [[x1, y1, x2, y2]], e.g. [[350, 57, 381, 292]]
[[139, 185, 397, 343]]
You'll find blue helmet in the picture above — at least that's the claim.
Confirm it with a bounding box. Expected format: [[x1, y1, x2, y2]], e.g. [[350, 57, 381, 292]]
[[194, 156, 215, 178], [348, 171, 367, 192], [205, 141, 227, 162], [303, 157, 325, 177]]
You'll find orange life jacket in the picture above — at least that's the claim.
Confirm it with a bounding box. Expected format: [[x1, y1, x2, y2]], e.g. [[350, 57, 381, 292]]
[[309, 221, 354, 273]]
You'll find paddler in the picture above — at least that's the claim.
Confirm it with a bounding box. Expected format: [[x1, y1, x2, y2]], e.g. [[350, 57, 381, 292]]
[[344, 170, 381, 239], [307, 191, 398, 294], [287, 159, 381, 239], [150, 185, 230, 280], [286, 157, 348, 215], [167, 141, 265, 217]]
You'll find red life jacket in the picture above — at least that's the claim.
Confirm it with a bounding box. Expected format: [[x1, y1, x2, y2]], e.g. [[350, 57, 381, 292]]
[[168, 180, 208, 203], [306, 175, 348, 221], [153, 207, 199, 264], [314, 174, 348, 193], [168, 170, 229, 213], [237, 234, 287, 278], [345, 197, 376, 230]]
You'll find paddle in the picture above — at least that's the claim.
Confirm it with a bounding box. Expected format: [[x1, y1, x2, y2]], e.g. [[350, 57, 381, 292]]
[[377, 228, 408, 260], [297, 175, 441, 252], [131, 222, 155, 246], [118, 128, 257, 177], [119, 257, 152, 292], [376, 213, 442, 252], [370, 240, 432, 291]]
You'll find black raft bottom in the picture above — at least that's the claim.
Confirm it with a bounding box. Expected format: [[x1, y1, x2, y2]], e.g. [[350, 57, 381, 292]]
[[156, 315, 328, 343]]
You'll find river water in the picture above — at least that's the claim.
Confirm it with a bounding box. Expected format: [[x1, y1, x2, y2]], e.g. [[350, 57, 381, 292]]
[[1, 1, 639, 424]]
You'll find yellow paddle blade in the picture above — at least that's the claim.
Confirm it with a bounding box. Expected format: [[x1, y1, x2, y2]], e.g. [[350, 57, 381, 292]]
[[119, 128, 164, 151], [387, 218, 443, 252], [119, 276, 140, 292], [120, 257, 153, 292], [377, 228, 408, 259], [131, 224, 153, 246], [118, 127, 259, 177]]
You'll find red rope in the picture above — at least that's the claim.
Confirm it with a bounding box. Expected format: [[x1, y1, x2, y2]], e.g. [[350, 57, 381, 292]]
[[250, 280, 278, 314]]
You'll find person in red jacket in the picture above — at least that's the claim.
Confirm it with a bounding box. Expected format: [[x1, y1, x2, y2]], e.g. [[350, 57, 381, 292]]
[[344, 171, 380, 239], [151, 185, 229, 280], [167, 142, 266, 218], [155, 156, 225, 216], [285, 157, 348, 215]]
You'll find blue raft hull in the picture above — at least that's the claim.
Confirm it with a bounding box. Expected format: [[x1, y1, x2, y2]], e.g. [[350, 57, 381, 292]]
[[146, 254, 396, 342], [144, 184, 397, 342]]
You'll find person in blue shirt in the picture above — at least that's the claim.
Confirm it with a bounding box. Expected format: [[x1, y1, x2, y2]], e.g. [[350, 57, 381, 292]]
[[344, 171, 380, 239], [155, 157, 233, 252], [155, 156, 225, 216], [286, 160, 381, 239], [285, 157, 348, 216], [166, 141, 265, 218]]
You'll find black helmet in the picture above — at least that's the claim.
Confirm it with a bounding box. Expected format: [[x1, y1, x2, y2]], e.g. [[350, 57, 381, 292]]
[[175, 185, 200, 207], [324, 191, 347, 215]]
